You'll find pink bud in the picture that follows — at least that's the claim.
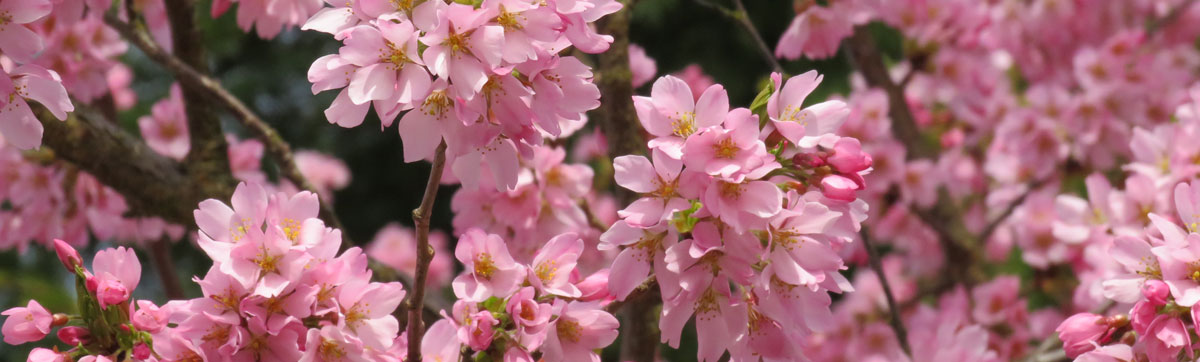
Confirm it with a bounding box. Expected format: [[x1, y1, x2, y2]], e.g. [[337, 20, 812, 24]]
[[1056, 313, 1112, 358], [53, 239, 82, 272], [96, 279, 130, 310], [132, 343, 151, 360], [1143, 279, 1169, 305], [827, 138, 872, 173], [57, 326, 90, 346], [820, 175, 859, 202]]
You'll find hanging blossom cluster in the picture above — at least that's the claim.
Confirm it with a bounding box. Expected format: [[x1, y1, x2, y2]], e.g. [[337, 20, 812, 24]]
[[420, 228, 619, 362], [305, 0, 615, 191], [595, 70, 869, 361]]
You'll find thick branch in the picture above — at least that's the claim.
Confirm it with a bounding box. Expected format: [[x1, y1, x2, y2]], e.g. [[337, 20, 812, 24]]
[[594, 0, 644, 202], [162, 0, 235, 201], [860, 228, 912, 356], [406, 142, 448, 362], [604, 277, 658, 314], [105, 13, 347, 235], [34, 106, 211, 225]]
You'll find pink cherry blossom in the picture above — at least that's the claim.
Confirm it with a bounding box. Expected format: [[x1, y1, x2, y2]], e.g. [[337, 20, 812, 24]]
[[612, 149, 693, 227], [766, 71, 849, 147], [541, 301, 619, 362], [0, 65, 74, 150], [0, 0, 52, 63], [529, 233, 584, 298], [1, 300, 51, 345], [138, 84, 190, 160], [629, 44, 656, 88], [634, 75, 729, 158], [452, 228, 525, 301]]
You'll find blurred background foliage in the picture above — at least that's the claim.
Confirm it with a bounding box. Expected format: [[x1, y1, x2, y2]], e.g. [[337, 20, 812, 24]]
[[0, 0, 919, 360]]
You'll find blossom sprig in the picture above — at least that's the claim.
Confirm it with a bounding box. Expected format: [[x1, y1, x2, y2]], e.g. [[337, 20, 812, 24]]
[[420, 228, 619, 362], [305, 0, 617, 191], [1, 239, 164, 362], [599, 70, 868, 361]]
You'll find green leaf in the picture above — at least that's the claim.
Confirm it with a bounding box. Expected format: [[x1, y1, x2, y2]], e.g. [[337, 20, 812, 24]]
[[670, 201, 704, 234], [749, 77, 775, 123]]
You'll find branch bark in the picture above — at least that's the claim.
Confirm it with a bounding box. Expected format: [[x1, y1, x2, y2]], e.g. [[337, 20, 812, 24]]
[[162, 0, 235, 202], [406, 142, 448, 362], [104, 12, 348, 236], [694, 0, 783, 73], [595, 2, 661, 361], [35, 105, 213, 224]]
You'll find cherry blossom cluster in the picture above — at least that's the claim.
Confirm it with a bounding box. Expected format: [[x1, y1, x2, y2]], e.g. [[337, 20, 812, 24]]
[[596, 71, 869, 361], [304, 0, 617, 191], [421, 228, 618, 362], [156, 182, 408, 361], [1054, 176, 1200, 361], [449, 142, 615, 263], [4, 239, 163, 362]]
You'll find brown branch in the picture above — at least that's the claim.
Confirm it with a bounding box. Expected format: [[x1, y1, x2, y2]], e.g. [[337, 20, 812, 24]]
[[860, 228, 912, 356], [161, 0, 235, 203], [847, 28, 984, 284], [104, 13, 348, 237], [149, 238, 185, 299], [34, 105, 212, 224], [595, 2, 661, 360], [406, 142, 448, 362]]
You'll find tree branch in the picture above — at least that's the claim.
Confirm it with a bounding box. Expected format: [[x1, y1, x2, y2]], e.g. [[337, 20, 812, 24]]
[[860, 228, 912, 356], [406, 142, 448, 362], [161, 0, 235, 202], [977, 178, 1050, 243], [34, 105, 213, 224], [604, 277, 658, 314], [104, 12, 348, 236]]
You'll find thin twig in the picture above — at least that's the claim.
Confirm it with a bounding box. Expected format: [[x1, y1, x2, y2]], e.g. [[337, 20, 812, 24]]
[[695, 0, 784, 73], [406, 142, 448, 362], [977, 178, 1049, 243], [103, 13, 348, 239], [860, 228, 912, 356], [148, 238, 185, 299]]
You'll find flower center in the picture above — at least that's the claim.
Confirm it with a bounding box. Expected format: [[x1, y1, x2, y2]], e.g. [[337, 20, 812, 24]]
[[556, 319, 582, 343], [474, 253, 496, 279], [535, 260, 560, 283], [718, 181, 743, 198], [280, 218, 301, 242], [421, 90, 453, 118], [319, 338, 346, 360], [382, 42, 409, 70], [253, 247, 280, 274], [671, 112, 697, 137], [713, 137, 738, 159], [444, 31, 470, 57], [496, 7, 524, 31]]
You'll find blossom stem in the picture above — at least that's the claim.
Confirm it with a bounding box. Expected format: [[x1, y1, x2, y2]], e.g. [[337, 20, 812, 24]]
[[103, 12, 349, 239], [406, 141, 448, 362], [694, 0, 784, 74], [860, 228, 912, 356], [149, 238, 185, 300]]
